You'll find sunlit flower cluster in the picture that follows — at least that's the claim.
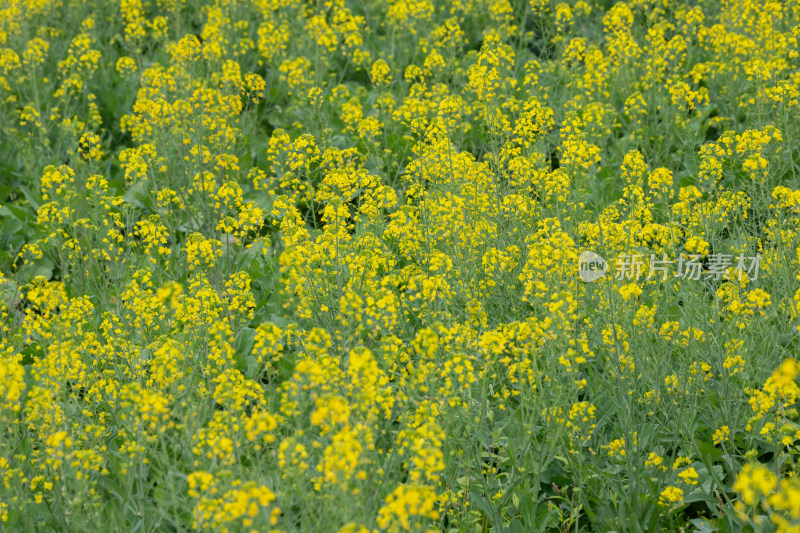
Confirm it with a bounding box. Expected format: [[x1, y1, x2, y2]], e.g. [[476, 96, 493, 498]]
[[1, 0, 800, 530]]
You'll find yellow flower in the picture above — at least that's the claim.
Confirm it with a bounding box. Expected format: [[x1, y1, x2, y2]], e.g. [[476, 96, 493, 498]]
[[713, 426, 730, 446], [659, 486, 684, 506], [116, 56, 137, 75], [371, 58, 391, 87], [619, 283, 642, 301], [734, 464, 777, 506], [678, 467, 699, 486], [377, 484, 439, 531], [684, 236, 710, 258]]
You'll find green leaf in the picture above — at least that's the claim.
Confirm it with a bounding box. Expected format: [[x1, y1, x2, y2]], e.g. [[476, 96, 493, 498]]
[[690, 518, 716, 533], [470, 493, 497, 524], [0, 279, 18, 309], [234, 326, 256, 372], [509, 517, 526, 533], [23, 259, 54, 283], [682, 491, 717, 505], [1, 215, 23, 234]]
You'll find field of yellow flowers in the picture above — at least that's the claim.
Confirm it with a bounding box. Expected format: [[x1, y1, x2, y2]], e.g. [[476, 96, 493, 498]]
[[1, 0, 800, 531]]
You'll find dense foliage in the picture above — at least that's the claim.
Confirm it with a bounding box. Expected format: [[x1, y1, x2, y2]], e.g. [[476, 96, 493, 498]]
[[1, 0, 800, 530]]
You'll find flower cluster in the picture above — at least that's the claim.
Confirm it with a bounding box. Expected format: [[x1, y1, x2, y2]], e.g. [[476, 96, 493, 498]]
[[1, 0, 800, 531]]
